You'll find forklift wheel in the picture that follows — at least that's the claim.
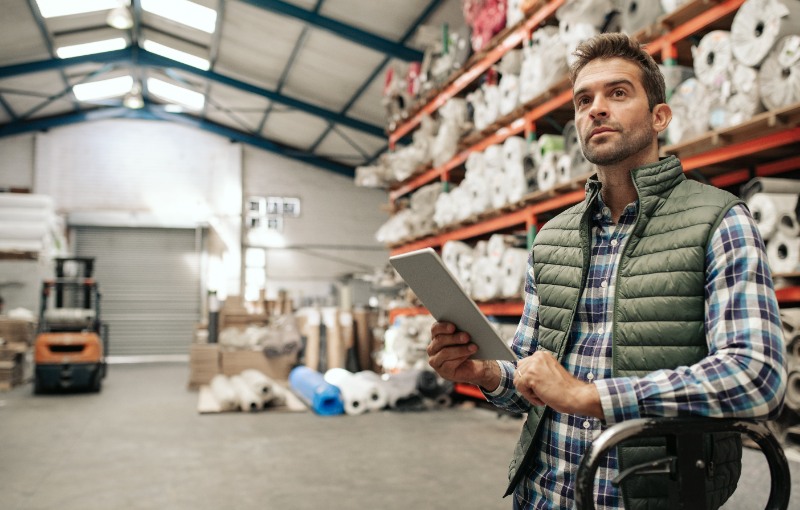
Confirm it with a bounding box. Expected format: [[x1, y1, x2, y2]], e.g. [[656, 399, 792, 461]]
[[33, 378, 44, 395], [91, 371, 102, 393]]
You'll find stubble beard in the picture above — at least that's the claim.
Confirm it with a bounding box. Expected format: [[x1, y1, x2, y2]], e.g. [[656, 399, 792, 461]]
[[580, 123, 653, 166]]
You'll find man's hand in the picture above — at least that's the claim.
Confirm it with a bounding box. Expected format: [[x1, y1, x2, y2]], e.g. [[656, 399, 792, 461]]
[[513, 350, 603, 419], [428, 321, 500, 391]]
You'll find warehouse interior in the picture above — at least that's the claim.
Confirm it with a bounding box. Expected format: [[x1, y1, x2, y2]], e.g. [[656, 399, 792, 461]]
[[1, 0, 800, 509]]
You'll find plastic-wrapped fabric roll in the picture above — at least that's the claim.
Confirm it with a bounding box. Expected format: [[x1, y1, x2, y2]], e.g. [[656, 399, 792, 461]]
[[556, 0, 613, 28], [746, 192, 799, 241], [758, 35, 800, 111], [471, 256, 502, 301], [523, 152, 539, 192], [767, 231, 800, 274], [519, 26, 568, 103], [433, 191, 454, 228], [483, 144, 503, 170], [230, 375, 263, 412], [0, 208, 50, 222], [506, 162, 528, 203], [442, 240, 473, 278], [353, 371, 389, 411], [210, 374, 238, 412], [561, 21, 601, 66], [710, 64, 764, 129], [503, 136, 527, 170], [506, 0, 525, 28], [449, 185, 472, 223], [467, 88, 488, 131], [465, 151, 485, 178], [324, 368, 370, 416], [660, 0, 691, 14], [487, 234, 517, 265], [692, 31, 734, 88], [535, 135, 566, 163], [490, 171, 509, 210], [666, 78, 711, 144], [785, 370, 800, 411], [0, 221, 47, 240], [240, 368, 277, 404], [466, 176, 493, 215], [731, 0, 800, 68], [537, 151, 561, 192], [500, 247, 529, 298], [618, 0, 663, 34], [483, 84, 501, 128], [382, 369, 422, 408], [499, 73, 520, 115], [556, 152, 573, 184], [431, 121, 460, 168], [563, 121, 580, 153], [0, 193, 53, 210], [568, 143, 593, 177], [778, 211, 800, 237], [289, 366, 344, 416]]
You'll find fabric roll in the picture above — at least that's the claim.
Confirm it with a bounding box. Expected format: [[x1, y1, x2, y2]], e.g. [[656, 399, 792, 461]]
[[467, 88, 488, 131], [471, 256, 502, 301], [778, 210, 800, 238], [537, 151, 561, 192], [240, 369, 278, 405], [556, 0, 613, 28], [289, 366, 344, 416], [785, 370, 800, 411], [466, 176, 493, 215], [0, 221, 47, 241], [747, 192, 799, 241], [0, 193, 53, 210], [692, 31, 734, 88], [519, 26, 568, 104], [568, 143, 593, 177], [731, 0, 800, 68], [450, 186, 473, 223], [0, 208, 50, 222], [618, 0, 663, 35], [506, 0, 525, 28], [667, 78, 712, 144], [523, 152, 539, 192], [506, 162, 528, 203], [660, 0, 691, 14], [353, 371, 389, 411], [324, 368, 370, 416], [230, 375, 262, 412], [767, 231, 800, 274], [535, 135, 566, 163], [433, 191, 455, 228], [382, 369, 422, 408], [483, 144, 503, 170], [487, 234, 518, 265], [465, 151, 486, 178], [210, 374, 238, 412], [780, 307, 800, 335], [442, 240, 473, 279], [758, 35, 800, 110], [709, 64, 765, 129], [556, 153, 573, 184], [563, 121, 580, 153], [500, 247, 529, 298], [503, 136, 528, 170], [560, 21, 601, 66], [490, 171, 510, 210], [483, 84, 502, 128]]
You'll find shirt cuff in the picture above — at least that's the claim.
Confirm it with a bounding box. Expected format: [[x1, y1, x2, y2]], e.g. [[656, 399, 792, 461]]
[[594, 377, 641, 424], [482, 360, 516, 399]]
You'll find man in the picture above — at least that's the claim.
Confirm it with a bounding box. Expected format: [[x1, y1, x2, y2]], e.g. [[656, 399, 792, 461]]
[[427, 33, 786, 509]]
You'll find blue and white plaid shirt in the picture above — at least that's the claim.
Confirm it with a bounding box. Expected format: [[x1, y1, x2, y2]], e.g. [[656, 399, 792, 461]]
[[485, 197, 786, 510]]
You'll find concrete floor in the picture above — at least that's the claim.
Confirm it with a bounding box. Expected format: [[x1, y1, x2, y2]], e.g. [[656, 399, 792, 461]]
[[0, 363, 797, 510]]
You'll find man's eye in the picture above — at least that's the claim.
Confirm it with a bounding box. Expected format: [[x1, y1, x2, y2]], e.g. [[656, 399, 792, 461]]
[[613, 89, 626, 97]]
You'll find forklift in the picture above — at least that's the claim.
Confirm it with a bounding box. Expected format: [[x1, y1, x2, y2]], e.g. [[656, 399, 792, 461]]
[[34, 257, 108, 393]]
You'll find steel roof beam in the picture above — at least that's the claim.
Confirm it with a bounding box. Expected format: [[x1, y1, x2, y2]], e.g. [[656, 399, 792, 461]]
[[238, 0, 423, 62], [0, 105, 354, 177], [0, 48, 385, 138]]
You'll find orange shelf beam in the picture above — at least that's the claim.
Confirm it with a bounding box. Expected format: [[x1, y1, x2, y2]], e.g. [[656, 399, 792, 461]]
[[389, 306, 427, 323], [455, 383, 487, 400], [648, 0, 746, 56], [681, 128, 800, 171], [707, 155, 800, 188], [388, 0, 567, 147], [388, 301, 525, 323], [776, 287, 800, 305]]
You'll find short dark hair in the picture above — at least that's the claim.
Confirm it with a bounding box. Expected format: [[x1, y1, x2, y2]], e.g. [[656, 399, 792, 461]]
[[569, 33, 666, 111]]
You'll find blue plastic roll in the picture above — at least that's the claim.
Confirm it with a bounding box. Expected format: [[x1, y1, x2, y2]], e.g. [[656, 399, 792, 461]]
[[289, 366, 345, 416]]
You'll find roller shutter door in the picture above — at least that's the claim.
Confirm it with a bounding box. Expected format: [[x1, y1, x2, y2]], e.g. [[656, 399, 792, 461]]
[[74, 227, 201, 357]]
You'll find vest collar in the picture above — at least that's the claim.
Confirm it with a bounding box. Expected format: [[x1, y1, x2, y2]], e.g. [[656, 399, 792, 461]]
[[583, 156, 685, 210]]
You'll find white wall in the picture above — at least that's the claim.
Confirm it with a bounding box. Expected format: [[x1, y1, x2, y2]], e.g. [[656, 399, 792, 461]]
[[0, 133, 35, 189], [243, 147, 388, 303]]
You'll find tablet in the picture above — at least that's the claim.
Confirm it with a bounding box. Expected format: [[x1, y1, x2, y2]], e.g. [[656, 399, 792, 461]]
[[389, 247, 516, 361]]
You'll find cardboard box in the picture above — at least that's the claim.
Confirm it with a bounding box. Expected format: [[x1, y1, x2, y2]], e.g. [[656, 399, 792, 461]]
[[0, 318, 35, 345], [220, 349, 296, 381], [188, 344, 221, 390]]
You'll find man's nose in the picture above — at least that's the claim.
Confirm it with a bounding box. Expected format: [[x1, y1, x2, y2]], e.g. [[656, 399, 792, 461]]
[[589, 97, 609, 119]]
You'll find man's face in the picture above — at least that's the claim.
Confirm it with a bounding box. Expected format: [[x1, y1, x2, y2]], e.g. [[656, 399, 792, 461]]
[[572, 58, 656, 167]]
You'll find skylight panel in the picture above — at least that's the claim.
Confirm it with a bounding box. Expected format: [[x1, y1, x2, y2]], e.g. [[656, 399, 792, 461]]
[[147, 78, 205, 111], [73, 75, 133, 101], [56, 38, 127, 59], [141, 0, 217, 33], [142, 40, 210, 70], [36, 0, 127, 18]]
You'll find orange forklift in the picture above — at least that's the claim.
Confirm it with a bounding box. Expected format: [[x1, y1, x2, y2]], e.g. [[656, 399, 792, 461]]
[[34, 257, 108, 393]]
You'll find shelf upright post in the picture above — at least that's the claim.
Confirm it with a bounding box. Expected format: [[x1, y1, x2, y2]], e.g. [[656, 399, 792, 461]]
[[526, 214, 537, 251]]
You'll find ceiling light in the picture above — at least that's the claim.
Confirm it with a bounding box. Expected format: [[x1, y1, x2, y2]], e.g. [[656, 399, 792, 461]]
[[73, 75, 133, 102], [141, 0, 217, 33], [56, 38, 127, 59], [36, 0, 129, 18], [147, 78, 204, 111], [123, 83, 144, 109], [142, 40, 210, 70], [107, 5, 133, 29]]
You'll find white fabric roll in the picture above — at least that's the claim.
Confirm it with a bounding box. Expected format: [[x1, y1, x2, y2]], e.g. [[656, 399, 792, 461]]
[[0, 221, 47, 241], [431, 121, 460, 168], [382, 369, 422, 408], [433, 191, 454, 228], [466, 176, 493, 215], [747, 192, 799, 241], [506, 0, 525, 28], [352, 371, 389, 411], [442, 240, 473, 278], [0, 193, 53, 210], [563, 121, 580, 153], [210, 374, 238, 412], [0, 208, 51, 222], [537, 151, 562, 192], [731, 0, 800, 67], [465, 151, 486, 178], [692, 31, 734, 88], [767, 231, 800, 274], [503, 136, 528, 169], [500, 248, 528, 298], [667, 78, 711, 144], [568, 143, 593, 177], [230, 375, 263, 412], [487, 234, 518, 265], [561, 21, 601, 66], [324, 368, 369, 416], [785, 370, 800, 411], [519, 26, 568, 104], [778, 211, 800, 238], [556, 153, 573, 184], [556, 0, 614, 28], [500, 75, 520, 116], [618, 0, 663, 34], [660, 0, 690, 14], [506, 162, 528, 204], [483, 144, 503, 170], [758, 35, 800, 110], [523, 152, 539, 192], [240, 369, 278, 405], [709, 64, 765, 129], [490, 171, 510, 210], [483, 84, 502, 127], [450, 186, 473, 223], [471, 256, 502, 302]]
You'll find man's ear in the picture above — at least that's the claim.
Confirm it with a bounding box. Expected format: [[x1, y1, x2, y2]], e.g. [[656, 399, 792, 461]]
[[652, 103, 672, 134]]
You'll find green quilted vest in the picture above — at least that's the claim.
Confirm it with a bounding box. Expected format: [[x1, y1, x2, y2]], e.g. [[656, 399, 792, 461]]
[[506, 156, 743, 509]]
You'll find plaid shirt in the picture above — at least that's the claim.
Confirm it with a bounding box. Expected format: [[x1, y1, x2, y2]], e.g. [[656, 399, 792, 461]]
[[485, 198, 786, 510]]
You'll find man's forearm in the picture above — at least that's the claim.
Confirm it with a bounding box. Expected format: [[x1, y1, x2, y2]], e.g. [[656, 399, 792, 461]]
[[475, 360, 502, 392]]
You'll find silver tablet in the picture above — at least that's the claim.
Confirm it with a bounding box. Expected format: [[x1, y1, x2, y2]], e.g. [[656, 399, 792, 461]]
[[389, 247, 516, 361]]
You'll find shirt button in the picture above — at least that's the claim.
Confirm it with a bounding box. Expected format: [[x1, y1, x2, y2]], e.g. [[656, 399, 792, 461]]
[[600, 280, 608, 288], [583, 420, 591, 429], [587, 372, 595, 381], [602, 207, 610, 216], [598, 327, 605, 335], [610, 239, 618, 247]]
